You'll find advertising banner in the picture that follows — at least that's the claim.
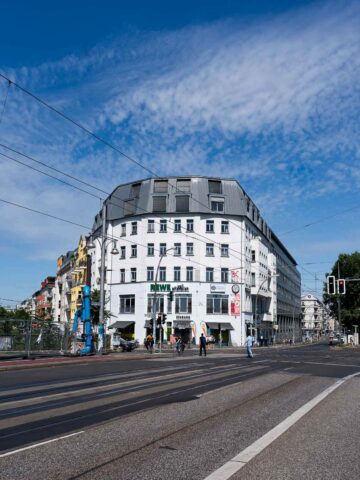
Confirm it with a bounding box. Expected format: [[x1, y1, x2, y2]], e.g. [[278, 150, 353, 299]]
[[231, 293, 241, 316]]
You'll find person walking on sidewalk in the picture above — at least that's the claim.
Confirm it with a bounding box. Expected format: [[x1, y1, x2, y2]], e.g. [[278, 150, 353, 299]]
[[245, 333, 254, 358], [146, 334, 154, 354], [199, 333, 207, 356]]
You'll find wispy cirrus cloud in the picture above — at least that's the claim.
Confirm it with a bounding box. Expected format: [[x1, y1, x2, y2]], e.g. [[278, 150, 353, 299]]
[[0, 0, 359, 274]]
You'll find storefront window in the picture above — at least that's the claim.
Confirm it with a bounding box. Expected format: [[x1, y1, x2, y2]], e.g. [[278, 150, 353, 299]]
[[147, 295, 164, 314], [175, 294, 192, 314], [206, 294, 228, 314]]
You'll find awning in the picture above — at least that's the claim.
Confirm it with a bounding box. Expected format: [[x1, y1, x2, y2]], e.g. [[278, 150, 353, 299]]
[[207, 322, 234, 331], [108, 321, 135, 330], [173, 320, 192, 330]]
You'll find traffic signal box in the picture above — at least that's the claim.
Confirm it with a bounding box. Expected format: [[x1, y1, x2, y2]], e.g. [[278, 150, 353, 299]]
[[327, 276, 336, 295], [327, 276, 346, 295], [337, 279, 346, 295]]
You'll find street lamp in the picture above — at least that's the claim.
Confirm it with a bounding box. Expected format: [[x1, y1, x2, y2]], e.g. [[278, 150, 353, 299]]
[[253, 273, 279, 343], [152, 247, 174, 351], [87, 203, 119, 353]]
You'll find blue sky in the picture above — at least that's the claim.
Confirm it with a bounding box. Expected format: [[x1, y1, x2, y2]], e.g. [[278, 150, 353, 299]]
[[0, 0, 359, 304]]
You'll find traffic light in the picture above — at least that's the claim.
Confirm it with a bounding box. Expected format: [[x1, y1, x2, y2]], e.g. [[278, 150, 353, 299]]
[[157, 315, 162, 325], [168, 291, 173, 302], [327, 276, 336, 295], [162, 314, 167, 324], [337, 279, 346, 295]]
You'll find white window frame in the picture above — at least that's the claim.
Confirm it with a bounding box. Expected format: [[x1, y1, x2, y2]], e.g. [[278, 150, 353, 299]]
[[147, 267, 154, 282], [159, 267, 166, 281], [147, 243, 154, 256], [147, 219, 155, 233], [221, 221, 229, 234], [206, 268, 214, 282], [119, 295, 135, 314], [175, 294, 192, 314], [174, 267, 181, 282], [160, 219, 167, 232], [206, 243, 214, 256], [206, 220, 214, 233], [174, 219, 181, 232], [174, 243, 181, 256]]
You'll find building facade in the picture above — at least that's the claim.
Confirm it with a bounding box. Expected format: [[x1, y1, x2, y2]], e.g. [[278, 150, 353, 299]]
[[70, 236, 90, 328], [34, 276, 56, 320], [89, 177, 301, 346], [54, 250, 75, 325], [301, 293, 334, 339]]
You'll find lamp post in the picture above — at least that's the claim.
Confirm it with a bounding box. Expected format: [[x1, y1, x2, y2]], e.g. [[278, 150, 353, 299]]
[[87, 203, 119, 353], [253, 273, 279, 343], [152, 247, 174, 351]]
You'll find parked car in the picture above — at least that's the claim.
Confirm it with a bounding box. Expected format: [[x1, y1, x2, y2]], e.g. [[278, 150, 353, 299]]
[[113, 335, 139, 352], [329, 334, 338, 346]]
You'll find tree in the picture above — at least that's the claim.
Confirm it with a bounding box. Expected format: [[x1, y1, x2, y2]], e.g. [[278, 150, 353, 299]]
[[323, 252, 360, 331], [90, 289, 111, 325]]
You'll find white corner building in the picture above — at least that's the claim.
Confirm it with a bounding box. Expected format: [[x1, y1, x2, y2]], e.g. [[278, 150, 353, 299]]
[[89, 177, 301, 346]]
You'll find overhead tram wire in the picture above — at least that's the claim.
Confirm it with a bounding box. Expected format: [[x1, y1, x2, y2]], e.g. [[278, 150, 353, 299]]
[[0, 146, 247, 265], [0, 197, 244, 275], [0, 79, 11, 125], [0, 297, 23, 304], [279, 205, 360, 236], [0, 142, 248, 264], [2, 72, 356, 252], [0, 151, 102, 201], [0, 73, 252, 240]]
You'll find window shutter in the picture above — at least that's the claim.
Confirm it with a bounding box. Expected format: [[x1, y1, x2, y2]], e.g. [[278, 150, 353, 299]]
[[176, 195, 189, 212], [153, 196, 167, 212]]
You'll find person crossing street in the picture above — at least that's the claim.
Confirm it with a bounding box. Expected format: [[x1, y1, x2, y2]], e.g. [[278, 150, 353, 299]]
[[245, 332, 254, 358], [199, 333, 207, 356]]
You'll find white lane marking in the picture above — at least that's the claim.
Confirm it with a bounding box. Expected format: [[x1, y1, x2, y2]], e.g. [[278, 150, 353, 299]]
[[0, 431, 84, 458], [268, 360, 360, 368], [204, 371, 360, 480]]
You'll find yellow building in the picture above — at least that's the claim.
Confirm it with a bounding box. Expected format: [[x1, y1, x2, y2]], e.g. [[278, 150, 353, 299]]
[[70, 236, 89, 329]]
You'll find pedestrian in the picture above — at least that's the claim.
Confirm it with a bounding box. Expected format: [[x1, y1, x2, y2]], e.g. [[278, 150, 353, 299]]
[[146, 333, 154, 354], [245, 332, 254, 358], [175, 337, 182, 356], [199, 333, 207, 356]]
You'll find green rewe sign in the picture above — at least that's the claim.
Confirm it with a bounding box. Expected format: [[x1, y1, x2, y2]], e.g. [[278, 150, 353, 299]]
[[150, 284, 171, 292]]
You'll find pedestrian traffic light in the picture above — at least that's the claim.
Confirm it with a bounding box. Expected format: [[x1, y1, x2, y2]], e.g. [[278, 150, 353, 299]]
[[327, 275, 336, 295], [168, 291, 173, 302], [162, 314, 167, 324], [337, 279, 346, 295]]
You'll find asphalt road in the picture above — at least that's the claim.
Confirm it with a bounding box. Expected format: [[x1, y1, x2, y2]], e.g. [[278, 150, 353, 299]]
[[0, 343, 359, 479]]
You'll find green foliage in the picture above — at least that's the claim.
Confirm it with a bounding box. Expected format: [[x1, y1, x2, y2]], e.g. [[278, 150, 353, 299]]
[[90, 289, 111, 325], [323, 252, 360, 330], [0, 307, 31, 335]]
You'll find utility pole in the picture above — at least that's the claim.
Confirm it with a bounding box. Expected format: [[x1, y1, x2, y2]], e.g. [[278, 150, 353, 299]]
[[337, 262, 342, 334], [99, 203, 107, 337]]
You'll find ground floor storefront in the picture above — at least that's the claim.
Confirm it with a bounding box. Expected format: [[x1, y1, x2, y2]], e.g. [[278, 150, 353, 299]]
[[108, 282, 246, 346]]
